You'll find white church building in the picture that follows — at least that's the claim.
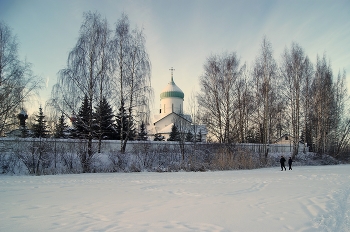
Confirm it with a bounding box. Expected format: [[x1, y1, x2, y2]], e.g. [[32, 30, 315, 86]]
[[148, 68, 207, 142]]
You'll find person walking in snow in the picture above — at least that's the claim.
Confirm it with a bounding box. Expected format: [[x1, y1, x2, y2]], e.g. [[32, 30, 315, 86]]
[[280, 156, 286, 171], [288, 157, 293, 170]]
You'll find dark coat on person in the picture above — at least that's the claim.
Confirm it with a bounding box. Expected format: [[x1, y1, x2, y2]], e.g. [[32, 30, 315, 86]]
[[288, 158, 293, 165], [280, 157, 286, 164]]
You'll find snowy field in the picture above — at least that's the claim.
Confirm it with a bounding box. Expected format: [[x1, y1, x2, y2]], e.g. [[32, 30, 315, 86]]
[[1, 165, 349, 232]]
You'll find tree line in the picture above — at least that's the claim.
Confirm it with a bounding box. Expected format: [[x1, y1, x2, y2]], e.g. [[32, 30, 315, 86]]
[[22, 97, 148, 141], [197, 38, 348, 159]]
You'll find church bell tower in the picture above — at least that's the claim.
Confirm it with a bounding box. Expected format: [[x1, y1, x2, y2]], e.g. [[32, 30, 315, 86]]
[[159, 67, 184, 116]]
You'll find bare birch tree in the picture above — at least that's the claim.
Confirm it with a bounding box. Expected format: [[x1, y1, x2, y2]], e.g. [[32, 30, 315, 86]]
[[251, 37, 278, 159], [300, 56, 314, 153], [111, 14, 152, 153], [332, 70, 349, 157], [311, 55, 336, 155], [232, 64, 254, 143], [280, 43, 312, 158], [198, 52, 243, 143], [187, 90, 201, 164], [49, 12, 110, 172], [0, 21, 42, 136]]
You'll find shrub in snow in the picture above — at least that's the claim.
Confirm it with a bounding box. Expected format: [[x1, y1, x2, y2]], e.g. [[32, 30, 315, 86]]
[[0, 152, 22, 174], [132, 142, 157, 171], [108, 152, 130, 172], [14, 138, 54, 175]]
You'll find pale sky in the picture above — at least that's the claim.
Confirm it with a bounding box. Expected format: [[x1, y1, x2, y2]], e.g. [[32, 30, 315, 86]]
[[1, 0, 350, 115]]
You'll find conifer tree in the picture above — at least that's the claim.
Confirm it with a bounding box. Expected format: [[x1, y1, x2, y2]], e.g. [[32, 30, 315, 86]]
[[94, 97, 117, 140], [54, 113, 68, 138], [32, 106, 49, 138], [185, 130, 194, 142], [73, 95, 92, 139], [137, 121, 148, 141], [168, 124, 180, 141], [115, 100, 135, 140]]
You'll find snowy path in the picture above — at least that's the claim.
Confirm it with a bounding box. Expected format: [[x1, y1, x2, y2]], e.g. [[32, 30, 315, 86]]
[[0, 165, 349, 232]]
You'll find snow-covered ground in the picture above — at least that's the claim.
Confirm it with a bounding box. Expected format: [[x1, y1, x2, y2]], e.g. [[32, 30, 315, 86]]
[[1, 165, 349, 232]]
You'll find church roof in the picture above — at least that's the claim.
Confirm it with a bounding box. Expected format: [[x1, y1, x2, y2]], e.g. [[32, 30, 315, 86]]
[[153, 112, 192, 125], [160, 69, 184, 100]]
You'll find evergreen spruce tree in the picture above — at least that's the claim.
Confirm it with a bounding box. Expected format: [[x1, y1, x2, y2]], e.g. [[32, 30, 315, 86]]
[[137, 121, 148, 141], [115, 100, 135, 140], [73, 95, 91, 139], [32, 106, 49, 138], [168, 124, 180, 141], [94, 97, 117, 140], [185, 130, 194, 142], [54, 113, 69, 138]]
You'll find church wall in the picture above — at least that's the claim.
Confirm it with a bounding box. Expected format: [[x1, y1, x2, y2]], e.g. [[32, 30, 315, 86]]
[[160, 97, 183, 116], [154, 115, 174, 132]]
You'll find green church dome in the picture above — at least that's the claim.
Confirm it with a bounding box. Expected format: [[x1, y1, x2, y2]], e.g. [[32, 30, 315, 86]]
[[160, 79, 184, 100]]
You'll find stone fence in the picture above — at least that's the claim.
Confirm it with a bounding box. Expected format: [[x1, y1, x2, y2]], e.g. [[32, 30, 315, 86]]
[[0, 138, 308, 154]]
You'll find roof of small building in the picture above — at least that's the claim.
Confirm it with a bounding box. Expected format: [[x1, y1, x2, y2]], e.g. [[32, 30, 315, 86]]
[[274, 134, 305, 144]]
